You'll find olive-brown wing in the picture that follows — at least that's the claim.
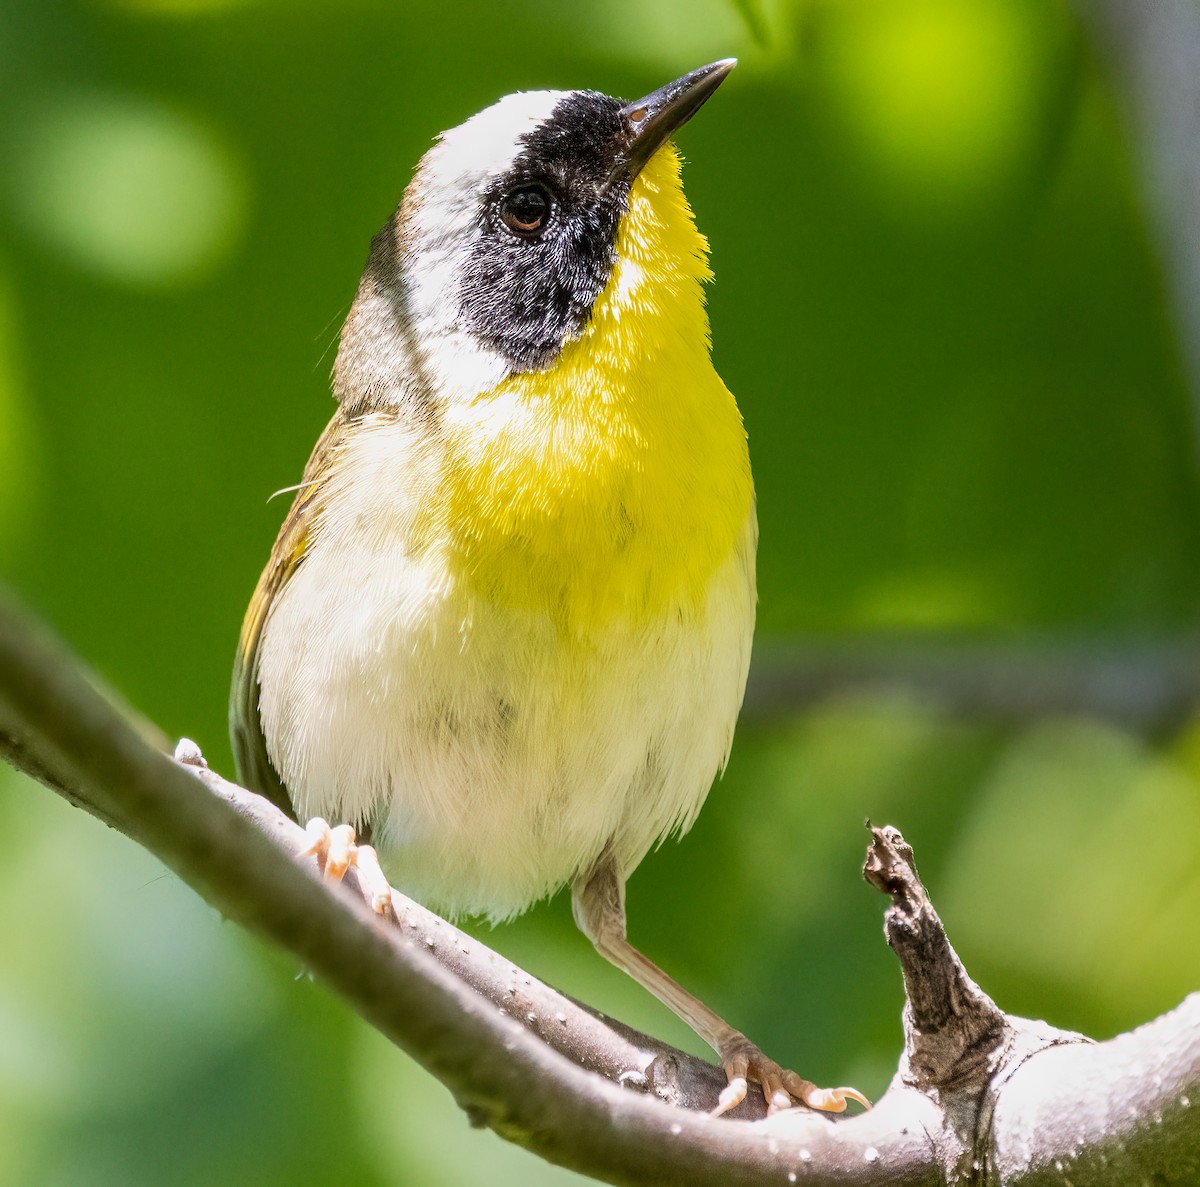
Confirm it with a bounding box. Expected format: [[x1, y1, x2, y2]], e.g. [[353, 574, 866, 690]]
[[229, 411, 347, 819]]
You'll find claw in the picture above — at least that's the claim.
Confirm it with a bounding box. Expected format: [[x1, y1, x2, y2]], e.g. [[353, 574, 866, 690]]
[[354, 844, 396, 917], [298, 819, 393, 915], [299, 817, 333, 871], [300, 819, 355, 882], [324, 823, 357, 881], [801, 1085, 872, 1113], [767, 1088, 794, 1116], [712, 1034, 870, 1118], [713, 1075, 749, 1117]]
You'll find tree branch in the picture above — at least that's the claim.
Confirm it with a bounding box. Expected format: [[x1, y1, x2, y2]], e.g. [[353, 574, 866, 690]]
[[865, 826, 1200, 1185], [1, 585, 1197, 1185], [745, 637, 1200, 731]]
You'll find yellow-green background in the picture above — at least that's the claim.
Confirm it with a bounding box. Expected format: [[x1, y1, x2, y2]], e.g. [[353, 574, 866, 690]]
[[2, 1, 1198, 1183]]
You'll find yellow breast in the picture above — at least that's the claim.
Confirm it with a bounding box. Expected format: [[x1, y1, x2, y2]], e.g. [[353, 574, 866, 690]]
[[440, 145, 753, 630]]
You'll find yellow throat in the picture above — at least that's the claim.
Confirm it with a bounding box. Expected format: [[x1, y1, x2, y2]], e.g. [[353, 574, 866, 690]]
[[442, 145, 753, 630]]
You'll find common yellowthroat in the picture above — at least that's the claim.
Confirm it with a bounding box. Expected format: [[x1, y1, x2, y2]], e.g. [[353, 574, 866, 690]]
[[232, 60, 864, 1115]]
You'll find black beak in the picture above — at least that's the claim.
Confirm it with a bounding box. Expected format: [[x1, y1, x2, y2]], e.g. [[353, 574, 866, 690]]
[[606, 58, 736, 190]]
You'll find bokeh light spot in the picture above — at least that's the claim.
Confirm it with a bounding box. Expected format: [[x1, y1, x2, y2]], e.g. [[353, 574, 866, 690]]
[[9, 94, 246, 287], [820, 0, 1065, 213]]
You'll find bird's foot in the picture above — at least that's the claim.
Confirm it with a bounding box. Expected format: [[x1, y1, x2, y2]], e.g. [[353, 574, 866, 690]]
[[300, 818, 394, 916], [713, 1033, 870, 1117]]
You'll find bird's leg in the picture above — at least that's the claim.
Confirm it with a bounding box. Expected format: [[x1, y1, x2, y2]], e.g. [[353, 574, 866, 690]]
[[300, 818, 393, 916], [571, 854, 869, 1117]]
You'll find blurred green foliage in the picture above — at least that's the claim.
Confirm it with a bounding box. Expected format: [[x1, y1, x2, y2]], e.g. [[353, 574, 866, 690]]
[[1, 0, 1198, 1183]]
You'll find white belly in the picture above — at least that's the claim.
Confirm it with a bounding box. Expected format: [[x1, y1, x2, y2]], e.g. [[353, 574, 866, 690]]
[[257, 492, 755, 922]]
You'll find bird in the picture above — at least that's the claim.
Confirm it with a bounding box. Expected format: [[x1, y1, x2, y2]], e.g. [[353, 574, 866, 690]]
[[231, 58, 865, 1116]]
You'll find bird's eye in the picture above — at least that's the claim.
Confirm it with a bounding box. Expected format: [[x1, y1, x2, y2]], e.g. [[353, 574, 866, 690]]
[[500, 186, 552, 236]]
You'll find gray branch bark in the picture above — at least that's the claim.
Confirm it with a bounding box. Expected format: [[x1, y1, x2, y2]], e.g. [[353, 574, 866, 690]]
[[745, 636, 1200, 730], [0, 585, 1196, 1185]]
